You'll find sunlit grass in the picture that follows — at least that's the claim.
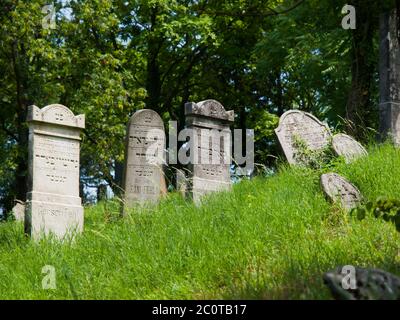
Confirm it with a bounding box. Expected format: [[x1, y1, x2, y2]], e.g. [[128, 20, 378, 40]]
[[0, 143, 399, 299]]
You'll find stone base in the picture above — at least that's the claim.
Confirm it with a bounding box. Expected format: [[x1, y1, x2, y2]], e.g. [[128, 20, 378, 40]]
[[25, 200, 84, 241], [189, 177, 231, 204]]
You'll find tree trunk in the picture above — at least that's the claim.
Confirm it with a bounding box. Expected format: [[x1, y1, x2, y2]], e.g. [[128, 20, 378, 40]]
[[9, 40, 30, 210], [145, 7, 162, 111], [345, 0, 377, 140]]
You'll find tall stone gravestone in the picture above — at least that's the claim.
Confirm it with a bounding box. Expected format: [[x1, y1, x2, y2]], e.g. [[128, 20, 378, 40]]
[[275, 110, 332, 165], [122, 109, 166, 211], [380, 9, 400, 145], [26, 104, 85, 240], [184, 100, 234, 203]]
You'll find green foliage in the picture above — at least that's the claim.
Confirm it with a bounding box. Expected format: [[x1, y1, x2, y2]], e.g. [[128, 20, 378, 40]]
[[0, 0, 398, 209], [352, 198, 400, 233], [291, 135, 336, 170]]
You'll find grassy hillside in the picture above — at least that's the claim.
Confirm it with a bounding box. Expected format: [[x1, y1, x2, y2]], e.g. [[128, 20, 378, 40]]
[[0, 144, 399, 300]]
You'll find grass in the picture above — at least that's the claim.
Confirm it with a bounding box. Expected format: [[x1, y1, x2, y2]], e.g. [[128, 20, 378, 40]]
[[0, 143, 399, 299]]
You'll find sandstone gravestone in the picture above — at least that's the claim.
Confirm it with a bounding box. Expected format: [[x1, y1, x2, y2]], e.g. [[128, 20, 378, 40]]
[[320, 173, 362, 210], [380, 9, 400, 145], [122, 109, 166, 211], [332, 133, 368, 163], [11, 200, 25, 222], [275, 110, 332, 165], [184, 100, 234, 203], [26, 104, 85, 240]]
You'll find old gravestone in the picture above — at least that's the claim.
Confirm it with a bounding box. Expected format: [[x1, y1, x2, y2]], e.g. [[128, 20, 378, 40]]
[[184, 99, 234, 203], [332, 133, 368, 163], [275, 110, 332, 165], [379, 9, 400, 146], [11, 200, 25, 222], [320, 173, 362, 210], [26, 104, 85, 240], [122, 109, 166, 211]]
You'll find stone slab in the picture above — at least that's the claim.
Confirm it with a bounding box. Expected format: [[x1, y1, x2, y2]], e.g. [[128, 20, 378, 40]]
[[122, 109, 166, 210], [332, 133, 368, 163], [275, 110, 332, 165], [320, 173, 362, 210]]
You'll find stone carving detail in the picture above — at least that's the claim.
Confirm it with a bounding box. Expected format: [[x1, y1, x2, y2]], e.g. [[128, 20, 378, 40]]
[[275, 110, 332, 165], [320, 173, 362, 210], [186, 100, 235, 122], [122, 109, 166, 211], [26, 104, 85, 241]]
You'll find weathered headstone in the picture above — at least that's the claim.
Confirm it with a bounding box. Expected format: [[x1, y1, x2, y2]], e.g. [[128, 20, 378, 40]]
[[11, 200, 25, 222], [184, 100, 234, 203], [332, 133, 368, 163], [275, 110, 332, 165], [379, 9, 400, 145], [320, 173, 362, 210], [122, 109, 166, 211], [26, 104, 85, 240]]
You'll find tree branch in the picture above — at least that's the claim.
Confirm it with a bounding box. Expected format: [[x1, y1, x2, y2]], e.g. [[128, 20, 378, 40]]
[[198, 0, 305, 17]]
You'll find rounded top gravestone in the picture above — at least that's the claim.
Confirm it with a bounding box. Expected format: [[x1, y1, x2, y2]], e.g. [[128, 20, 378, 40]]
[[320, 173, 362, 210], [122, 109, 166, 211], [332, 133, 368, 163], [275, 110, 332, 165]]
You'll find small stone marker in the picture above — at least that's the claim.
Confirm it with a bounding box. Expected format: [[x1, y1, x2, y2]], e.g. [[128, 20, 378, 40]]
[[332, 133, 368, 163], [184, 99, 234, 203], [26, 104, 85, 240], [176, 169, 188, 197], [275, 110, 332, 165], [122, 109, 166, 211], [320, 173, 362, 210], [11, 200, 25, 222]]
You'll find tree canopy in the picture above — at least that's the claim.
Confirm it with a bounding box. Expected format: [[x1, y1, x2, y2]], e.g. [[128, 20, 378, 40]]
[[0, 0, 397, 213]]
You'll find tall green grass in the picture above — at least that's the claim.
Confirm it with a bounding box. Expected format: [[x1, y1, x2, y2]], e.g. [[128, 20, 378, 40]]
[[0, 143, 399, 299]]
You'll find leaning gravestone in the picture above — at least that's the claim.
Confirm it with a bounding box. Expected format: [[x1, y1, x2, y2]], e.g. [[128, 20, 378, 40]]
[[26, 104, 85, 241], [275, 110, 332, 165], [320, 173, 362, 210], [184, 100, 234, 203], [122, 109, 166, 212], [332, 133, 368, 163]]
